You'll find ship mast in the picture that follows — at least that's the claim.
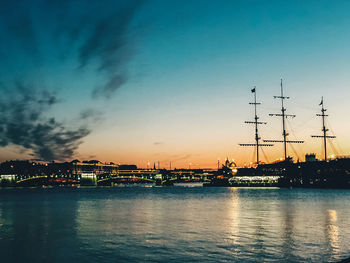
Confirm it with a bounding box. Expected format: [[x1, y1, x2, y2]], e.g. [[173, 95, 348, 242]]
[[311, 97, 336, 161], [264, 79, 304, 160], [239, 87, 273, 165]]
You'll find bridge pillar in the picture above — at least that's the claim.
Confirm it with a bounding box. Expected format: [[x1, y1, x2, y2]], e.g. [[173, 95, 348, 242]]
[[80, 173, 97, 186]]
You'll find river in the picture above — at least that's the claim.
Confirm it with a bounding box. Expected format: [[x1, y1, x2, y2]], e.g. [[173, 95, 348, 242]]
[[1, 185, 350, 262]]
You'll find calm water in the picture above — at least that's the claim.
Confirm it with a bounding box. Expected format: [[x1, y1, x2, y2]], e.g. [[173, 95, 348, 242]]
[[1, 185, 350, 263]]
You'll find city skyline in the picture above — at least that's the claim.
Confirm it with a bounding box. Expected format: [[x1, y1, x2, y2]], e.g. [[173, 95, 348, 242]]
[[1, 0, 350, 168]]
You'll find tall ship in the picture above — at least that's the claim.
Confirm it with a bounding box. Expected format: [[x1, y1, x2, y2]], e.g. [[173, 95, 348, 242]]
[[206, 80, 350, 188]]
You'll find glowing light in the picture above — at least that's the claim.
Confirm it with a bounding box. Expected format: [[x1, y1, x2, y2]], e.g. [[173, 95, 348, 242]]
[[327, 209, 339, 253]]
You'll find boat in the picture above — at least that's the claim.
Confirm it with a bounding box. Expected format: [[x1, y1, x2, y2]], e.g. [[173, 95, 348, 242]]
[[206, 80, 350, 188], [203, 159, 237, 187], [155, 174, 174, 186]]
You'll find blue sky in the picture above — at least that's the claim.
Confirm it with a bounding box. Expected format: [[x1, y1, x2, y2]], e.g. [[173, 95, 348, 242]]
[[0, 0, 350, 167]]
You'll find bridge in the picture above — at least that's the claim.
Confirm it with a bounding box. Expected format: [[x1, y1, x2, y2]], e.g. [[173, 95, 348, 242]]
[[0, 169, 210, 187], [0, 174, 80, 187]]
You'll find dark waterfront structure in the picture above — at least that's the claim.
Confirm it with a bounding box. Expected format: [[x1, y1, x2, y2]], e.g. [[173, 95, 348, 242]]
[[236, 157, 350, 188], [0, 160, 212, 187], [204, 156, 350, 188], [0, 160, 156, 187]]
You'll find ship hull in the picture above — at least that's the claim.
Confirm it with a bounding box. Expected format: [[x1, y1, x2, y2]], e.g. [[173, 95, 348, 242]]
[[235, 158, 350, 189]]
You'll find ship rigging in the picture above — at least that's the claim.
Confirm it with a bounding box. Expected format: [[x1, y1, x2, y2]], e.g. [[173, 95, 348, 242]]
[[239, 87, 273, 166], [311, 97, 336, 161], [264, 79, 304, 160]]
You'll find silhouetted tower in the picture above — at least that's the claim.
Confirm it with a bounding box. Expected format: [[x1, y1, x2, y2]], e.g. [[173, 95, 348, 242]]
[[311, 97, 336, 161], [264, 79, 303, 160], [239, 87, 273, 165]]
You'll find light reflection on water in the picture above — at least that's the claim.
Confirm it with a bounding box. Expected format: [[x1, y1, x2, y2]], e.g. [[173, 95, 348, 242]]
[[0, 186, 350, 262], [326, 209, 339, 255]]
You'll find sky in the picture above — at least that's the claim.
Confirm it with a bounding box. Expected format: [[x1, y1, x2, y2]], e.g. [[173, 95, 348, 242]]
[[0, 0, 350, 168]]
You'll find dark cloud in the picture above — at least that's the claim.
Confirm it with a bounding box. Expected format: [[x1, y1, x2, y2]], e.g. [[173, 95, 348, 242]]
[[153, 142, 163, 146], [92, 74, 127, 98], [78, 1, 143, 98], [80, 109, 98, 120], [44, 0, 144, 98], [0, 83, 90, 161], [0, 0, 144, 160], [1, 0, 144, 97]]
